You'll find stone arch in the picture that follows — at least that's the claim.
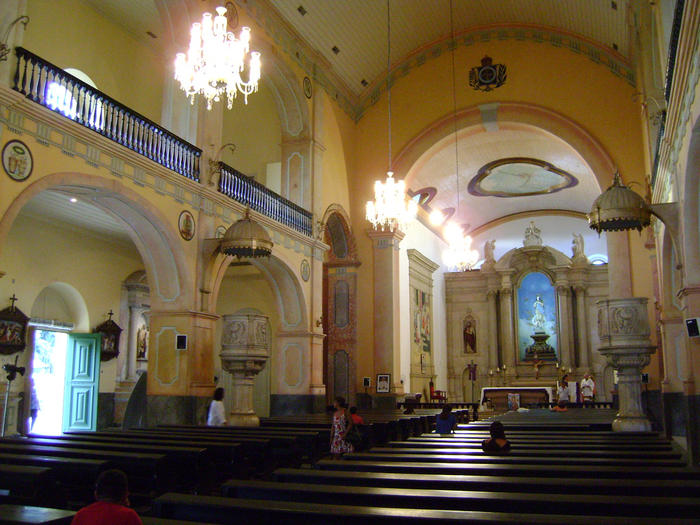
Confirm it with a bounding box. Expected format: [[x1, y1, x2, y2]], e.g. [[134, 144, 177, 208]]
[[208, 252, 308, 331], [30, 282, 90, 332], [0, 172, 192, 310], [394, 102, 615, 191], [321, 204, 359, 264]]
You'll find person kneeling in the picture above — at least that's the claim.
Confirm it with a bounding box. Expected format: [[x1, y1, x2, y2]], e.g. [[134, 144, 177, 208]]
[[71, 469, 142, 525], [481, 421, 511, 454]]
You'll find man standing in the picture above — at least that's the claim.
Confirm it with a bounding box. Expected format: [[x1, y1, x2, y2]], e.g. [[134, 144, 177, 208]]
[[581, 372, 596, 404]]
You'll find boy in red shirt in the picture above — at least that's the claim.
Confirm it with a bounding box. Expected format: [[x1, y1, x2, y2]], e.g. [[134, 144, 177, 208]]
[[71, 469, 142, 525]]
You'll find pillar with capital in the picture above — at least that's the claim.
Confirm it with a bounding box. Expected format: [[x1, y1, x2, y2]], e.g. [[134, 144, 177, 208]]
[[368, 229, 404, 399], [556, 284, 574, 368], [574, 285, 590, 370], [486, 289, 499, 371], [500, 286, 516, 372]]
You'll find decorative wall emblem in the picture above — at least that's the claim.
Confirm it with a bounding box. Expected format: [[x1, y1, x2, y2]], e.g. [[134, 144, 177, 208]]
[[2, 140, 33, 181], [178, 210, 195, 241], [300, 259, 310, 281], [469, 56, 506, 92], [215, 225, 227, 239]]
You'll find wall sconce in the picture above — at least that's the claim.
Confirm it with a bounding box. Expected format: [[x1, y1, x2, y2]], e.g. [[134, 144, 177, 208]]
[[207, 142, 237, 186], [0, 16, 29, 62]]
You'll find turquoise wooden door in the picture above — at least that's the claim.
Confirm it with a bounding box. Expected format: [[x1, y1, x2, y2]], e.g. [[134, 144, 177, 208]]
[[63, 334, 101, 432]]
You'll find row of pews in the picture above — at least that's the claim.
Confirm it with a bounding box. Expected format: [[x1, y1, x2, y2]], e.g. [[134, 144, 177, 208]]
[[152, 409, 700, 524], [3, 407, 699, 523], [0, 407, 456, 523]]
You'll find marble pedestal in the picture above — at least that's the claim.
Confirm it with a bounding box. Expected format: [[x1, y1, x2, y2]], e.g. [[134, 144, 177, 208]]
[[220, 314, 269, 427], [596, 298, 656, 432]]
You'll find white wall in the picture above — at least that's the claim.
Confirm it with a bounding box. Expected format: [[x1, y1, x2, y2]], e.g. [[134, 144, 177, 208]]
[[399, 220, 450, 393]]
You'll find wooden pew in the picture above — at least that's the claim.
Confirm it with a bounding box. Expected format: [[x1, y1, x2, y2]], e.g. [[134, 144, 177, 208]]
[[221, 478, 700, 519], [151, 492, 700, 524], [271, 467, 700, 498], [5, 436, 210, 492], [67, 430, 266, 477], [0, 443, 168, 494], [315, 458, 700, 479], [0, 466, 63, 508], [0, 454, 111, 504], [366, 446, 682, 459], [340, 451, 686, 467], [0, 504, 74, 524]]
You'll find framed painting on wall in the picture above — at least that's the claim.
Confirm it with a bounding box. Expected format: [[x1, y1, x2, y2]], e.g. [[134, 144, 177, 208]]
[[0, 301, 29, 355], [376, 374, 390, 393]]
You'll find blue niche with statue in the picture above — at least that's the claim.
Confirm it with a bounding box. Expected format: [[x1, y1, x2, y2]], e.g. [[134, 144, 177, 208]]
[[517, 271, 558, 362]]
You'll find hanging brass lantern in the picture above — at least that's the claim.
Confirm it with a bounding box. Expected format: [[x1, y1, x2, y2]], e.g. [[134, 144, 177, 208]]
[[588, 172, 652, 234], [220, 209, 273, 258]]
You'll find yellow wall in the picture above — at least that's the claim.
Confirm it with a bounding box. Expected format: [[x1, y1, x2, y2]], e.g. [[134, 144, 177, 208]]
[[350, 40, 648, 387], [0, 214, 145, 392], [320, 92, 354, 217], [23, 0, 165, 123], [220, 82, 281, 181]]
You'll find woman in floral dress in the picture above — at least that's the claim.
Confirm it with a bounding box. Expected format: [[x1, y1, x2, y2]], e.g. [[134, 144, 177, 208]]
[[330, 396, 354, 458]]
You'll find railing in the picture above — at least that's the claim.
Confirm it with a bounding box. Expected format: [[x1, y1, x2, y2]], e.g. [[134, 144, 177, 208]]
[[217, 161, 313, 237], [13, 47, 201, 182]]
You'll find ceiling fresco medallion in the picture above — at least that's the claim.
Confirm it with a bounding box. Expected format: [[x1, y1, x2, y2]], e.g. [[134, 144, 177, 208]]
[[468, 157, 578, 198]]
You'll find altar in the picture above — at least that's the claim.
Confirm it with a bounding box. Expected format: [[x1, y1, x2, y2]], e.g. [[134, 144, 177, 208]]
[[480, 386, 553, 411]]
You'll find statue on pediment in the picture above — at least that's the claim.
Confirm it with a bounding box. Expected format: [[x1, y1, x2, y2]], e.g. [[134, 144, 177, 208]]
[[523, 221, 542, 247]]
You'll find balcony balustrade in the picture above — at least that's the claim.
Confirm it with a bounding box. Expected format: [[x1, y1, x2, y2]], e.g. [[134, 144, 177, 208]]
[[13, 47, 201, 182], [217, 162, 312, 237], [11, 48, 313, 237]]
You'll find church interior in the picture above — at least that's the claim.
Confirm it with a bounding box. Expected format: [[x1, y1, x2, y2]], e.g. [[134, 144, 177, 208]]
[[0, 0, 700, 522]]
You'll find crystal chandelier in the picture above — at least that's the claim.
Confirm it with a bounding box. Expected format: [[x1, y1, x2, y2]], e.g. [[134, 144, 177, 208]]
[[174, 6, 261, 110], [443, 222, 479, 271], [442, 0, 479, 271], [366, 0, 417, 233]]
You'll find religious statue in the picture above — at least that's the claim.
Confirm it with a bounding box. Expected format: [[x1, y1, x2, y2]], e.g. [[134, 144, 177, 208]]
[[523, 221, 542, 247], [572, 233, 585, 260], [463, 318, 476, 353], [136, 325, 148, 360], [531, 295, 546, 332], [483, 240, 496, 264]]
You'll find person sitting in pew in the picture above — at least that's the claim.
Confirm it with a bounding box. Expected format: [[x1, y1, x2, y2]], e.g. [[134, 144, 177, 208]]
[[71, 469, 142, 525], [349, 406, 365, 425], [207, 387, 227, 426], [434, 405, 457, 435], [481, 421, 511, 455], [551, 399, 569, 412]]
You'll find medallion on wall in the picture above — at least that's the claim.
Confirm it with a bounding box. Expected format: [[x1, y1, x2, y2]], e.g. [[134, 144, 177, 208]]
[[300, 259, 310, 281], [2, 140, 33, 182], [178, 210, 195, 241]]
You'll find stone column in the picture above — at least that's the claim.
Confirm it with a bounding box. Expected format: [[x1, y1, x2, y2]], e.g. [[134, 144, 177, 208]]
[[574, 286, 590, 370], [220, 313, 270, 426], [557, 285, 573, 368], [487, 289, 499, 371], [368, 229, 404, 396], [500, 287, 516, 371], [597, 298, 656, 431]]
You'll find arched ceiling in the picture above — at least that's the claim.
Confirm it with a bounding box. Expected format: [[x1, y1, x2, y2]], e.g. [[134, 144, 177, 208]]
[[269, 0, 630, 100], [405, 123, 602, 233]]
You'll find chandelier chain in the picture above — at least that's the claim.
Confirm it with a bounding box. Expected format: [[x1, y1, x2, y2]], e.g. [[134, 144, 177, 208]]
[[450, 0, 459, 218], [387, 0, 392, 171]]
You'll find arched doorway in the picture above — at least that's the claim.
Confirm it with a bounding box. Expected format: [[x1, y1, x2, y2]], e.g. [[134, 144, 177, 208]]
[[322, 206, 360, 405]]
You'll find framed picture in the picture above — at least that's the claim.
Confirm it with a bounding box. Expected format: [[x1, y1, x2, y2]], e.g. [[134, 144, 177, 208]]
[[0, 303, 29, 355], [376, 373, 390, 393], [179, 210, 195, 241], [2, 140, 33, 182]]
